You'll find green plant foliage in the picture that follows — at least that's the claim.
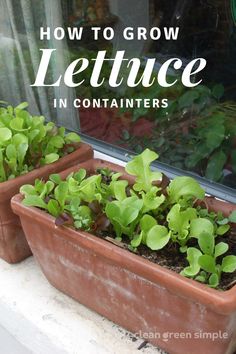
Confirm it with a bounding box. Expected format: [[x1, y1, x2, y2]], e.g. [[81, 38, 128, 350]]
[[229, 211, 236, 223], [167, 176, 205, 204], [141, 187, 165, 213], [190, 218, 214, 239], [108, 173, 128, 201], [125, 149, 162, 192], [105, 196, 143, 239], [0, 102, 81, 182], [132, 214, 157, 248], [20, 148, 235, 289], [146, 225, 171, 251], [167, 204, 197, 246], [183, 229, 235, 288], [182, 248, 202, 277]]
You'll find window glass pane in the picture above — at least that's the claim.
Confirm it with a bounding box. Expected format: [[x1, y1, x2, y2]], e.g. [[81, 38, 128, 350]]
[[0, 0, 236, 193], [74, 0, 236, 191]]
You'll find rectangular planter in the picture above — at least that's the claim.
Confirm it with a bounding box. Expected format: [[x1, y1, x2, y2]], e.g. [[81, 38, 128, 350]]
[[11, 159, 236, 354], [0, 143, 93, 264]]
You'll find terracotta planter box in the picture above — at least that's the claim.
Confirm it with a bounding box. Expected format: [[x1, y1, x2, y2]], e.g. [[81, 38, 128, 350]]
[[11, 159, 236, 354], [0, 143, 93, 264]]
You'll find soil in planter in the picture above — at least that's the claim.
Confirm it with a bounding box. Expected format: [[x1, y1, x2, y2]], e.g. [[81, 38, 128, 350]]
[[95, 228, 236, 292], [138, 233, 236, 292]]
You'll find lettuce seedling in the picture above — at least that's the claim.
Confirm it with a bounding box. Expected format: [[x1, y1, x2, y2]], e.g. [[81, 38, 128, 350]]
[[105, 196, 143, 239], [190, 218, 214, 239], [141, 187, 165, 213], [21, 179, 59, 215], [73, 206, 93, 230], [146, 225, 171, 251], [78, 175, 103, 203], [107, 173, 129, 201], [54, 182, 69, 209], [125, 149, 162, 192], [182, 248, 202, 277], [229, 211, 236, 223], [66, 197, 92, 230], [131, 214, 157, 248], [182, 230, 236, 287], [167, 204, 197, 246], [210, 210, 236, 226], [167, 176, 205, 205], [0, 102, 81, 182]]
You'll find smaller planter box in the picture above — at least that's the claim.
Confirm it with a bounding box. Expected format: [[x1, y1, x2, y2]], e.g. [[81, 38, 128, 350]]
[[0, 143, 93, 264], [11, 159, 236, 354]]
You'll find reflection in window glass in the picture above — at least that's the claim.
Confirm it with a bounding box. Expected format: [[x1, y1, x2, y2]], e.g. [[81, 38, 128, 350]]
[[75, 0, 236, 188], [0, 0, 236, 191]]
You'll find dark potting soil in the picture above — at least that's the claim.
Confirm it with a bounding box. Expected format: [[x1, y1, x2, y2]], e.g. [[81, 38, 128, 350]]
[[97, 228, 236, 292]]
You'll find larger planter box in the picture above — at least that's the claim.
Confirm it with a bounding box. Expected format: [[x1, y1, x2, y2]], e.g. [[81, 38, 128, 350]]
[[0, 143, 93, 264], [11, 159, 236, 354]]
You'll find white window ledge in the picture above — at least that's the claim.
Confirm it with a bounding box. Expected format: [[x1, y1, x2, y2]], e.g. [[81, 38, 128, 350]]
[[0, 151, 164, 354]]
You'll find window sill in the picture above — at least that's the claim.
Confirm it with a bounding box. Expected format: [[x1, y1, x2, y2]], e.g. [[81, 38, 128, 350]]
[[0, 256, 163, 354]]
